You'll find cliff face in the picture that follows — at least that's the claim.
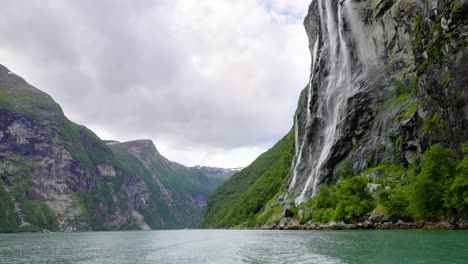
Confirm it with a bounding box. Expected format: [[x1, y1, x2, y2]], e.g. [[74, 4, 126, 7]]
[[203, 0, 468, 228], [289, 0, 468, 202], [110, 140, 222, 228], [0, 65, 221, 232]]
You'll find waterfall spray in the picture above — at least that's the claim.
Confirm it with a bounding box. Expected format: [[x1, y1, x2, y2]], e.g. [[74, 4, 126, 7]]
[[291, 0, 370, 204]]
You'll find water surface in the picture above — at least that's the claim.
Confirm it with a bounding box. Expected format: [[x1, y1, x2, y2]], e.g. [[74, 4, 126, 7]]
[[0, 230, 466, 263]]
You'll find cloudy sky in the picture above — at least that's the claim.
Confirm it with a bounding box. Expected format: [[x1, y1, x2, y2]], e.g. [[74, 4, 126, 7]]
[[0, 0, 311, 168]]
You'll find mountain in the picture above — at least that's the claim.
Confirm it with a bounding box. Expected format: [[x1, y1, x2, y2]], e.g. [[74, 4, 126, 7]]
[[0, 65, 222, 232], [203, 0, 468, 228], [192, 165, 242, 177], [109, 140, 223, 228], [192, 166, 242, 189]]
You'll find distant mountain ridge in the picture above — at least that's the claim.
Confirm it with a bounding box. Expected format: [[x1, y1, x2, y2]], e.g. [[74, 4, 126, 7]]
[[192, 166, 242, 177]]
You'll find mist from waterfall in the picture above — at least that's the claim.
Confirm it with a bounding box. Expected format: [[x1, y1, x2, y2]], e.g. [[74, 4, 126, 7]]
[[290, 0, 377, 204]]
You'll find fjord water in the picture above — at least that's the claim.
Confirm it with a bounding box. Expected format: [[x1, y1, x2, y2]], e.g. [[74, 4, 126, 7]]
[[1, 230, 466, 264]]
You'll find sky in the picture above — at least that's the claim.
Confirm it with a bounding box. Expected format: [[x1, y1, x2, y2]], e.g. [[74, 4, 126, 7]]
[[0, 0, 311, 168]]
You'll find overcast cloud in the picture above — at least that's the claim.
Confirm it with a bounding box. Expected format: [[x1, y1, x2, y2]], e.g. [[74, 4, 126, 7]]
[[0, 0, 310, 168]]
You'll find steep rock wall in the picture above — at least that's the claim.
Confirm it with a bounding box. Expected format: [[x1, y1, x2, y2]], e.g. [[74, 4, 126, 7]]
[[288, 0, 468, 204]]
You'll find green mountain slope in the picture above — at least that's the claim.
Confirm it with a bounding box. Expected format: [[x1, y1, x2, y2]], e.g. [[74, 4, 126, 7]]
[[201, 130, 294, 227], [0, 64, 224, 232], [201, 87, 307, 228]]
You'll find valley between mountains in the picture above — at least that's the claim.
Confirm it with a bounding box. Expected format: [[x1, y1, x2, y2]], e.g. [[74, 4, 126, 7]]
[[0, 68, 238, 232]]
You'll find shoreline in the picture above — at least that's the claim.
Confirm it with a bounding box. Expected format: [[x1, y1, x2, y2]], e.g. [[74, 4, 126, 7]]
[[235, 220, 468, 231], [1, 226, 467, 234]]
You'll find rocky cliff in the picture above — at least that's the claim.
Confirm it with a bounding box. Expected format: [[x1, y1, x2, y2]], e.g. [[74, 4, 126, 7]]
[[109, 140, 223, 228], [290, 0, 468, 201], [0, 65, 222, 232], [203, 0, 468, 228]]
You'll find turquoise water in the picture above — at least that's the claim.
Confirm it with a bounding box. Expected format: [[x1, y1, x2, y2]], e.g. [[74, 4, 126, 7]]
[[0, 230, 466, 263]]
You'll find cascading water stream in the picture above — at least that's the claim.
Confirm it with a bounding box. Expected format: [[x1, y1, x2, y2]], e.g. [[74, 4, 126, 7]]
[[344, 0, 378, 69], [290, 0, 362, 204], [300, 0, 353, 201], [289, 39, 319, 191]]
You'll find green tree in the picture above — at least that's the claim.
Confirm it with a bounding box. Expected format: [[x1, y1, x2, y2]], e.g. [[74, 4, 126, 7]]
[[378, 187, 412, 221], [410, 144, 456, 220], [444, 144, 468, 221]]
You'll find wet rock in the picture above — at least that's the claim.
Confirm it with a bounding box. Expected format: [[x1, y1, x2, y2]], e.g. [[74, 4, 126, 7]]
[[289, 220, 302, 230], [381, 221, 394, 229], [414, 221, 426, 228], [362, 220, 373, 229], [401, 222, 414, 229], [456, 218, 468, 229], [436, 221, 452, 229], [278, 218, 288, 230], [330, 221, 347, 230], [423, 222, 438, 230]]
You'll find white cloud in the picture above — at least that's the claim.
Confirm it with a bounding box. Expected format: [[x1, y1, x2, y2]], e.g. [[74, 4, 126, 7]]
[[0, 0, 310, 167]]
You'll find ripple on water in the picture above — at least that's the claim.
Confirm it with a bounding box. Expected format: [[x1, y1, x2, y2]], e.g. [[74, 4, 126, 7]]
[[237, 231, 343, 264]]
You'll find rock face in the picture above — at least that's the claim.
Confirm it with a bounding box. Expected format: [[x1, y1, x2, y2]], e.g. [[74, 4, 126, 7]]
[[109, 140, 223, 229], [287, 0, 468, 203], [0, 65, 222, 232], [202, 0, 467, 228]]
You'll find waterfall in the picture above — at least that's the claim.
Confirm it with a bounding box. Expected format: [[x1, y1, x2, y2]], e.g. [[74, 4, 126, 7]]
[[344, 1, 378, 70], [289, 39, 319, 192], [290, 0, 374, 204]]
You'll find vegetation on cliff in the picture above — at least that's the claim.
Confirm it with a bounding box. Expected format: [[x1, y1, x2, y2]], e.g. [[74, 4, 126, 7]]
[[201, 130, 294, 228], [295, 143, 468, 225]]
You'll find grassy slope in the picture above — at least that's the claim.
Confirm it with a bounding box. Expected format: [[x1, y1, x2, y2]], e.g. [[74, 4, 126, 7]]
[[201, 86, 307, 228], [201, 130, 294, 228]]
